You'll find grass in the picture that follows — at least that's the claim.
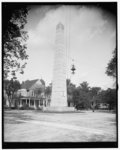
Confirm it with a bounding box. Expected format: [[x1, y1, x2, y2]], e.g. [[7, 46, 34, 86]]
[[4, 109, 117, 142]]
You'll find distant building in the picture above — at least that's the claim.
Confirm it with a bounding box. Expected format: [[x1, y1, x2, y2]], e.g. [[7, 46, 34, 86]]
[[18, 79, 45, 98], [98, 103, 109, 109], [17, 79, 45, 109]]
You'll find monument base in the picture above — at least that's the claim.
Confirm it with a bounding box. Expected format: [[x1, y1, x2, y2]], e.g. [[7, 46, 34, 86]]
[[43, 106, 75, 112]]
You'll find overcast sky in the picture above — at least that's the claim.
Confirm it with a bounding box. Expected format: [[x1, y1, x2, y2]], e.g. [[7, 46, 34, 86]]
[[16, 5, 116, 89]]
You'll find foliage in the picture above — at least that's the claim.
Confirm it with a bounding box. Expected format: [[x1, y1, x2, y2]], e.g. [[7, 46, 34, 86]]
[[79, 81, 90, 92], [66, 79, 76, 106], [89, 87, 101, 96], [76, 82, 90, 109], [44, 84, 52, 106], [3, 3, 29, 78], [4, 79, 21, 107], [45, 85, 52, 96], [69, 81, 90, 109], [66, 79, 116, 111], [106, 48, 116, 78], [4, 79, 21, 96], [34, 88, 43, 98], [67, 79, 76, 94], [89, 87, 101, 103], [34, 79, 46, 98], [99, 88, 116, 110]]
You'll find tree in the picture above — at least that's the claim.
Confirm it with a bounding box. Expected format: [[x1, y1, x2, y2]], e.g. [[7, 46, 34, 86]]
[[66, 79, 76, 94], [66, 79, 76, 106], [95, 88, 117, 111], [101, 88, 116, 110], [73, 81, 90, 109], [4, 79, 21, 107], [34, 79, 46, 98], [34, 87, 43, 98], [45, 86, 52, 96], [79, 81, 90, 92], [45, 84, 52, 106], [89, 87, 101, 111], [90, 87, 101, 96], [3, 3, 29, 78], [106, 48, 116, 78]]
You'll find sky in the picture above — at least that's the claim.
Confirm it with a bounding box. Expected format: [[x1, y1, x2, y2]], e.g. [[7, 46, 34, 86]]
[[16, 5, 116, 89]]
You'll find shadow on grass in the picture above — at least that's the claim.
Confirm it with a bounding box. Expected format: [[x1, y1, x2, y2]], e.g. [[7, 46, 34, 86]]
[[4, 109, 35, 124]]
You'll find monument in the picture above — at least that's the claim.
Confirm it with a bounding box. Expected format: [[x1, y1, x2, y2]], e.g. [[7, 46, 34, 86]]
[[44, 22, 74, 112]]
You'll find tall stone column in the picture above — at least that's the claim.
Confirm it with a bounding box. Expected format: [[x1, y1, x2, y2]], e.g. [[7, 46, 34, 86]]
[[50, 22, 67, 109], [44, 22, 75, 112]]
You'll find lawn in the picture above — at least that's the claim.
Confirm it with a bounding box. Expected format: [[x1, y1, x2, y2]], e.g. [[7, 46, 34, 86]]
[[4, 109, 117, 142]]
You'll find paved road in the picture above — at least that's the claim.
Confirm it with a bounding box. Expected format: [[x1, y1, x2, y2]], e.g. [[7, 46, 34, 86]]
[[4, 110, 117, 142]]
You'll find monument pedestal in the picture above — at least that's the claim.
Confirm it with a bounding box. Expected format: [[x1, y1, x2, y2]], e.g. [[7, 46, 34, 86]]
[[43, 106, 75, 112]]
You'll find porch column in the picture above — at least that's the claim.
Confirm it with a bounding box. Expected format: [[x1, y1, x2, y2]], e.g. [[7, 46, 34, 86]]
[[34, 100, 36, 109], [39, 100, 40, 107], [18, 100, 20, 107], [29, 99, 30, 107], [20, 99, 22, 107]]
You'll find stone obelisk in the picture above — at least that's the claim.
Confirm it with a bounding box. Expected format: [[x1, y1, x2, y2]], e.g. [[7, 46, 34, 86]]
[[44, 23, 74, 112], [50, 22, 67, 111]]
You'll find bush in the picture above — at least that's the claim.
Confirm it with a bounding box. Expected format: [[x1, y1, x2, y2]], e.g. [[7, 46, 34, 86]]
[[75, 103, 85, 110]]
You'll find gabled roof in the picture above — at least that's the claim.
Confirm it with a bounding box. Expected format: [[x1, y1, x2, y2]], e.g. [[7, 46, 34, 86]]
[[21, 79, 39, 90]]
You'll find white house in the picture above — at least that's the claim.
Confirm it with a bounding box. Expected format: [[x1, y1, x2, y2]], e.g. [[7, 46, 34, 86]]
[[17, 79, 45, 109], [18, 79, 45, 97]]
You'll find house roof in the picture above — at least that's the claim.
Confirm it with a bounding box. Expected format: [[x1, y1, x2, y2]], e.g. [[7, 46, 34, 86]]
[[21, 79, 40, 90]]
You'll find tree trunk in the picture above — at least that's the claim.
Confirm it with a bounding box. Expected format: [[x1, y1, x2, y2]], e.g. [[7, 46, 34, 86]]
[[7, 96, 11, 108]]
